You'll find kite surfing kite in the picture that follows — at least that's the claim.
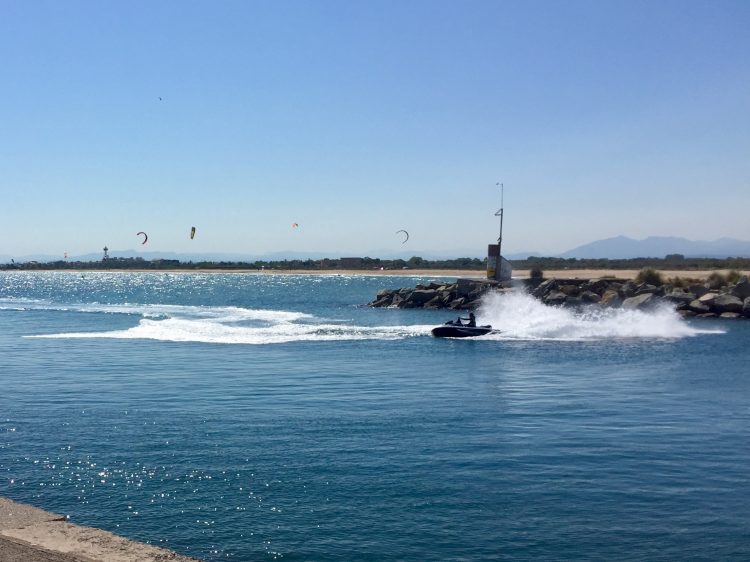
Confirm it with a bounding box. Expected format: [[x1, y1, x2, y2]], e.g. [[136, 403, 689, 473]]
[[291, 223, 299, 229], [137, 231, 148, 244], [396, 229, 409, 244], [190, 226, 196, 240]]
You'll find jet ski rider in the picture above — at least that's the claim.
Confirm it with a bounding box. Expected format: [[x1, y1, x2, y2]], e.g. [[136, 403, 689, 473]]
[[454, 312, 476, 327]]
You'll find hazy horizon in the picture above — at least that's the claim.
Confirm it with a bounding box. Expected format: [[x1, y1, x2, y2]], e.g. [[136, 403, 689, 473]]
[[5, 234, 750, 264]]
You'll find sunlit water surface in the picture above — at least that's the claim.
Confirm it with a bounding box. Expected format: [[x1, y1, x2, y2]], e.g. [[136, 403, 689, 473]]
[[1, 272, 748, 560]]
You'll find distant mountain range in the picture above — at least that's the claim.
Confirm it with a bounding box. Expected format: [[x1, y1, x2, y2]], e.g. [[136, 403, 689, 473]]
[[557, 236, 750, 259], [3, 236, 750, 264]]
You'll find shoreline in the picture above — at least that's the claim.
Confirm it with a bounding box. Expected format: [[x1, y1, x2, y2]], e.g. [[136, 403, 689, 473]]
[[2, 268, 748, 280]]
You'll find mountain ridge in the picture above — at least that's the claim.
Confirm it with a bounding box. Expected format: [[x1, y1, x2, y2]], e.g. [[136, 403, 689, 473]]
[[558, 236, 750, 259]]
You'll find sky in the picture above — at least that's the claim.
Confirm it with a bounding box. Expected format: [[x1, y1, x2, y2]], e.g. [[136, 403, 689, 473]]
[[1, 0, 749, 259]]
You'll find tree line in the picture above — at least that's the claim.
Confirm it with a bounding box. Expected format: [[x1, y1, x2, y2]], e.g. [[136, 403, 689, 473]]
[[2, 254, 750, 271]]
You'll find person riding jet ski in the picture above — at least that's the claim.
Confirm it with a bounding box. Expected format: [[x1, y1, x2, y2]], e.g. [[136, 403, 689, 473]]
[[452, 312, 476, 327]]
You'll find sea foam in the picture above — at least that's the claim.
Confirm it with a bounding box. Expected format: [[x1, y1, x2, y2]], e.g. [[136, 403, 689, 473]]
[[26, 301, 433, 344]]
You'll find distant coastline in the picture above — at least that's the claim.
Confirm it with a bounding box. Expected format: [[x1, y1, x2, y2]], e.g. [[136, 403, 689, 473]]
[[3, 255, 750, 275], [1, 267, 748, 281]]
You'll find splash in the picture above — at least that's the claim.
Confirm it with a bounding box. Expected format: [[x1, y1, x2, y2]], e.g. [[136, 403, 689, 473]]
[[17, 293, 723, 345], [476, 291, 722, 340], [25, 302, 433, 344]]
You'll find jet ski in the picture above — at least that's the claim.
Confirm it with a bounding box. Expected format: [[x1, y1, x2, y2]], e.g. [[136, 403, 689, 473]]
[[431, 320, 493, 338]]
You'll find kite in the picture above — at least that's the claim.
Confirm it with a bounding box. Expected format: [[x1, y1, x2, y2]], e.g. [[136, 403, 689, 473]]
[[396, 229, 409, 244], [292, 223, 299, 229], [137, 231, 148, 244], [190, 226, 196, 240]]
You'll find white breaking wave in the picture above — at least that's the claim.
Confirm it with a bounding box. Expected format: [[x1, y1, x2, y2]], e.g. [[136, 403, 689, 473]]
[[475, 291, 723, 340]]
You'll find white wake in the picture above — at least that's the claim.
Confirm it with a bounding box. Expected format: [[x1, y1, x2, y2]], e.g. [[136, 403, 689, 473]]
[[17, 291, 723, 345], [23, 301, 432, 344]]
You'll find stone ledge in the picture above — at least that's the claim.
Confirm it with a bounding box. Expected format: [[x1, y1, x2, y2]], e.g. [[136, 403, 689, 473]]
[[0, 497, 197, 562]]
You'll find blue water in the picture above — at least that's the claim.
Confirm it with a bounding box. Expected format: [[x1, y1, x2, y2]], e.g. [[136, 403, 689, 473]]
[[1, 271, 749, 560]]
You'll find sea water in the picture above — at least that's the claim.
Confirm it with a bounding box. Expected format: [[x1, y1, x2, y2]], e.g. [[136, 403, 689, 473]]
[[1, 271, 748, 561]]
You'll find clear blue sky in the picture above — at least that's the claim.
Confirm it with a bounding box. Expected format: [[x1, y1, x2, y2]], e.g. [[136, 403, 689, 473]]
[[2, 0, 749, 259]]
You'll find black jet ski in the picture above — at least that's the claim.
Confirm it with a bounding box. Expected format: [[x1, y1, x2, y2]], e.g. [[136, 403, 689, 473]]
[[431, 320, 493, 338]]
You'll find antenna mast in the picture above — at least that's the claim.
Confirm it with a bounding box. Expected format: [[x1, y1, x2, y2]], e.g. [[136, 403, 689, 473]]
[[494, 182, 504, 257]]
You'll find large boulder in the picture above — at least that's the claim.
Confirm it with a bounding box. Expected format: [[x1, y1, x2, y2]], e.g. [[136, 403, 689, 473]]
[[455, 279, 492, 299], [689, 284, 710, 298], [455, 279, 476, 297], [370, 289, 398, 307], [698, 292, 720, 308], [583, 279, 612, 295], [711, 294, 744, 314], [731, 276, 750, 300], [449, 297, 467, 309], [664, 289, 695, 306], [559, 284, 581, 297], [544, 291, 568, 306], [619, 281, 638, 298], [600, 289, 623, 308], [424, 295, 444, 309], [687, 299, 710, 314], [532, 278, 558, 298], [403, 289, 438, 307], [635, 283, 660, 296], [744, 297, 750, 318], [580, 290, 602, 304], [438, 290, 455, 304], [370, 295, 393, 307], [622, 293, 657, 310]]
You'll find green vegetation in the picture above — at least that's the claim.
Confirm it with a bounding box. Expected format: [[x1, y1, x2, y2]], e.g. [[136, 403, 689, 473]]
[[727, 269, 742, 284], [706, 271, 725, 289], [635, 267, 663, 286], [703, 270, 744, 289], [2, 255, 749, 272], [666, 276, 698, 289], [0, 256, 487, 272], [529, 265, 544, 279]]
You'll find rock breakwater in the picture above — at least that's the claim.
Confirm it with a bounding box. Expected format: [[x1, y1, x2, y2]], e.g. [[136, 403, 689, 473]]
[[369, 275, 750, 319], [369, 278, 512, 310]]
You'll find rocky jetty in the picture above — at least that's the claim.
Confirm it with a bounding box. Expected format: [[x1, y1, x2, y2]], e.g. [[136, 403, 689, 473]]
[[369, 278, 512, 310], [369, 275, 750, 319]]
